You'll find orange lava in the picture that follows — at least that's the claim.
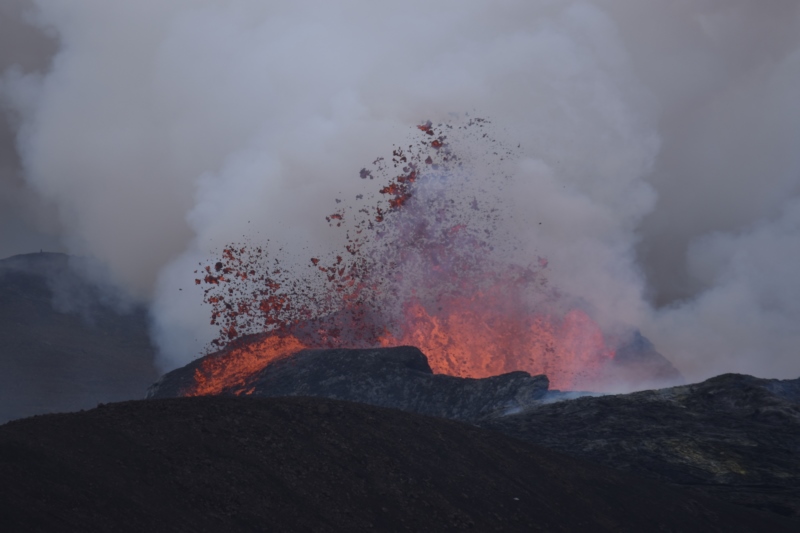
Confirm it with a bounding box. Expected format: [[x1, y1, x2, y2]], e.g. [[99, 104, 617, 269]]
[[380, 297, 613, 391], [191, 117, 621, 395], [190, 335, 306, 396]]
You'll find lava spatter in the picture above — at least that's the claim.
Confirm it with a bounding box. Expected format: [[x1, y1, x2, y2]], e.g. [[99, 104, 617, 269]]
[[192, 118, 617, 395]]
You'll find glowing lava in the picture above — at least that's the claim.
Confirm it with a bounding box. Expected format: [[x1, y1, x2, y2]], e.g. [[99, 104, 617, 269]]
[[191, 335, 306, 397], [189, 118, 620, 396], [381, 299, 613, 391]]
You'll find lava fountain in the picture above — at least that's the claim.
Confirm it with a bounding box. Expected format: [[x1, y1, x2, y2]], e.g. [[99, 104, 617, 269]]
[[189, 118, 628, 396]]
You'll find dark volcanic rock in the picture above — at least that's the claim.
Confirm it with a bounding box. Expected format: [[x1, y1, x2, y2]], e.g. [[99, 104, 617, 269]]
[[482, 373, 800, 519], [150, 346, 550, 421], [0, 252, 158, 423], [1, 396, 795, 533]]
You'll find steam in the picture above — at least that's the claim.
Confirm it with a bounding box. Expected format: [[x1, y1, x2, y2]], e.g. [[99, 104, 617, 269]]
[[1, 0, 799, 384]]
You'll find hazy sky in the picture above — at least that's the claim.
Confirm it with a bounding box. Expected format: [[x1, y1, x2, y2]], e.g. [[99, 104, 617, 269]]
[[1, 0, 799, 382]]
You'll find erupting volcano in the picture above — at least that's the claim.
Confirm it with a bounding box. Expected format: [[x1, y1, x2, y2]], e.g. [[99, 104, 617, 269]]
[[190, 118, 664, 396]]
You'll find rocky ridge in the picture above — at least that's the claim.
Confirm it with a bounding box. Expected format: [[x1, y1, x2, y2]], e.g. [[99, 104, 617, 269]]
[[149, 346, 550, 421]]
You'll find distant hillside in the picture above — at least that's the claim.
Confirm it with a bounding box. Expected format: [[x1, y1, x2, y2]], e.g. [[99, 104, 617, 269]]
[[0, 252, 158, 423]]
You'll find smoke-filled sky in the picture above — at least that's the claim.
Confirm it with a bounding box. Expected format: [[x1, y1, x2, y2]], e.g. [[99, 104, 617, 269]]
[[1, 0, 799, 382]]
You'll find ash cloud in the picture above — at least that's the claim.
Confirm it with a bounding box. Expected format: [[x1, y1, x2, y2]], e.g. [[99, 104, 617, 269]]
[[1, 0, 799, 384]]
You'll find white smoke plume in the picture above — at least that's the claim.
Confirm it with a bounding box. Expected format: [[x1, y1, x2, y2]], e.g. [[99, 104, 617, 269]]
[[1, 0, 798, 383]]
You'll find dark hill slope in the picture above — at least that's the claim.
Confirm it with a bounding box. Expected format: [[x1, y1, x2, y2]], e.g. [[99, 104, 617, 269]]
[[0, 396, 794, 533], [483, 373, 800, 518], [151, 346, 800, 520], [0, 253, 158, 423]]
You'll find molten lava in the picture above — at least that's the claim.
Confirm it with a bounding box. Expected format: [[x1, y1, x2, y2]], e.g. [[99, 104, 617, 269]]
[[189, 118, 620, 396], [191, 335, 306, 397], [381, 300, 612, 391]]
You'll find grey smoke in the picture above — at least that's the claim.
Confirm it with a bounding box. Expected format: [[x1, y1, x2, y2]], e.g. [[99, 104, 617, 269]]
[[0, 0, 61, 259], [1, 0, 798, 385]]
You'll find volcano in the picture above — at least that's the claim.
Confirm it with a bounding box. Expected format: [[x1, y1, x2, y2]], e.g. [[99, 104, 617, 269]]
[[150, 334, 676, 413], [188, 119, 682, 395], [149, 345, 551, 421]]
